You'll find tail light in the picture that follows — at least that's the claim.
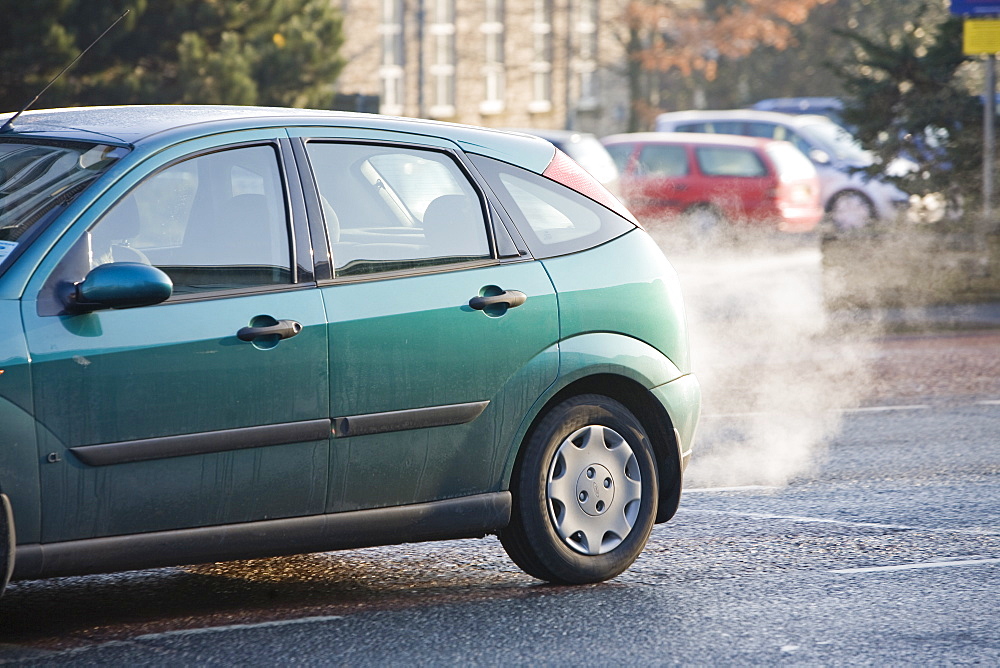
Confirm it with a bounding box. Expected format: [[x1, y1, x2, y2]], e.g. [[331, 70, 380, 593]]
[[543, 149, 639, 225]]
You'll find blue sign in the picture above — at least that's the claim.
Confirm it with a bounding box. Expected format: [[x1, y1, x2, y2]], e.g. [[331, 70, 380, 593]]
[[952, 0, 1000, 16]]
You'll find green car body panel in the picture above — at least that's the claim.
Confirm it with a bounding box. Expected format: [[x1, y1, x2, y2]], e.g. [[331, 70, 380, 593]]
[[541, 230, 693, 375], [0, 106, 700, 586], [322, 261, 559, 512], [0, 300, 40, 544]]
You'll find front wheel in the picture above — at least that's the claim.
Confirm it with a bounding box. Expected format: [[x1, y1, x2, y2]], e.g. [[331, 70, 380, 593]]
[[499, 395, 658, 584]]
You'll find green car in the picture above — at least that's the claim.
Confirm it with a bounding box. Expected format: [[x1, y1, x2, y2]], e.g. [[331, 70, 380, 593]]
[[0, 106, 699, 592]]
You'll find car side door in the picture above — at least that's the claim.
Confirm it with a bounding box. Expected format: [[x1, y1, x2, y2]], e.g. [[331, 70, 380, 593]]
[[22, 136, 331, 543], [692, 144, 772, 219], [290, 134, 560, 513], [629, 143, 699, 218]]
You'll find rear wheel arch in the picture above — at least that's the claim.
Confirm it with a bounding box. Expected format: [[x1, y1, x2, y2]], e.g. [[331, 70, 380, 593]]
[[511, 373, 682, 525]]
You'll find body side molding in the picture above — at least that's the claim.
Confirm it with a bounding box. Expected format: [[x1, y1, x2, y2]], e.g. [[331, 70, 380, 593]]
[[69, 419, 333, 466], [68, 400, 492, 467], [333, 400, 489, 438]]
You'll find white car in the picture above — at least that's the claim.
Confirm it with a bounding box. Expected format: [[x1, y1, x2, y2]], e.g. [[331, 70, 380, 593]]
[[655, 110, 910, 229]]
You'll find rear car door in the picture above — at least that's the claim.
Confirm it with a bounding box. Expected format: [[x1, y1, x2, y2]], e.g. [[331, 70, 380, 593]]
[[22, 137, 330, 542], [293, 134, 559, 512], [630, 143, 696, 218], [692, 144, 772, 219]]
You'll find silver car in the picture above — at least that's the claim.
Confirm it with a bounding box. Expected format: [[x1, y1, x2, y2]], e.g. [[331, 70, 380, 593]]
[[654, 109, 910, 229]]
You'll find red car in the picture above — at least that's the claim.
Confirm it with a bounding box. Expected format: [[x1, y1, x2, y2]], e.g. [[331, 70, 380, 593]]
[[601, 132, 823, 232]]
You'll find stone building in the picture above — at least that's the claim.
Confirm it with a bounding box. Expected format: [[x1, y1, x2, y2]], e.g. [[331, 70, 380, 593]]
[[334, 0, 630, 136]]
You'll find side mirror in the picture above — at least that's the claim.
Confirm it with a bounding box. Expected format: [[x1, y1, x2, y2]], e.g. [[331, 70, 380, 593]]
[[67, 262, 173, 314], [809, 148, 832, 165]]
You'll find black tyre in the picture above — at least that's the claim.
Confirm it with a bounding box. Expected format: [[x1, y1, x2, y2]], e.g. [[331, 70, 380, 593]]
[[1, 494, 13, 597], [827, 190, 876, 230], [499, 395, 658, 584]]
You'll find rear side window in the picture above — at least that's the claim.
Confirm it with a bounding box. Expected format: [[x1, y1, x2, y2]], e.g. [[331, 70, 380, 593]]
[[637, 145, 689, 177], [470, 154, 635, 259], [695, 147, 767, 178]]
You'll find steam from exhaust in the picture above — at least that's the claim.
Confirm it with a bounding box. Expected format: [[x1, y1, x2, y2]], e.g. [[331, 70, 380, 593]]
[[653, 224, 880, 488]]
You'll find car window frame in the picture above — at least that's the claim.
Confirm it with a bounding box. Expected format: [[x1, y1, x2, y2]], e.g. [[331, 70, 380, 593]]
[[295, 138, 506, 285], [34, 139, 315, 316]]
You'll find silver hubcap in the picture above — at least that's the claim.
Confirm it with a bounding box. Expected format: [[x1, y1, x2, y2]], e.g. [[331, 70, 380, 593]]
[[546, 425, 642, 555], [830, 193, 873, 229]]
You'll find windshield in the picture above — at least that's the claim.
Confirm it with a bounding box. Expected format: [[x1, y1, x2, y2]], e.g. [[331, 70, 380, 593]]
[[796, 121, 872, 167], [0, 140, 128, 266]]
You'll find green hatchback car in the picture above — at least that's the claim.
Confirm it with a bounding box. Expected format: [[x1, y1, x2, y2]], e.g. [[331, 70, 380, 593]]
[[0, 106, 699, 592]]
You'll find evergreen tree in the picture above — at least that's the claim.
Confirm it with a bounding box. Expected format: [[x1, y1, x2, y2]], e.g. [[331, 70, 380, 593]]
[[832, 4, 981, 209], [0, 0, 345, 111]]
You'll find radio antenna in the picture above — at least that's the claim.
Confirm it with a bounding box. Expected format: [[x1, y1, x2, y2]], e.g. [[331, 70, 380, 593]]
[[0, 9, 130, 134]]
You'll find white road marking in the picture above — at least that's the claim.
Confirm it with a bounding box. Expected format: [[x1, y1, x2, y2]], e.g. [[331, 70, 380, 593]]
[[703, 405, 930, 419], [975, 399, 1000, 406], [685, 486, 781, 493], [830, 558, 1000, 574], [134, 615, 345, 640], [700, 412, 769, 419], [682, 509, 1000, 536], [833, 405, 930, 413]]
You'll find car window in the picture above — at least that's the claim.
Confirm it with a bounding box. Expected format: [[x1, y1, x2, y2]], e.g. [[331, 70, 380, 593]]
[[49, 145, 292, 298], [784, 130, 815, 156], [305, 142, 491, 277], [745, 122, 781, 139], [468, 154, 635, 260], [603, 143, 634, 172], [695, 146, 767, 178], [637, 145, 689, 177], [0, 140, 129, 273], [675, 122, 710, 133], [710, 121, 745, 135]]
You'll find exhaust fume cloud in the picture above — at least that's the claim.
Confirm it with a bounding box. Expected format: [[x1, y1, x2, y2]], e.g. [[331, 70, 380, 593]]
[[656, 229, 878, 488]]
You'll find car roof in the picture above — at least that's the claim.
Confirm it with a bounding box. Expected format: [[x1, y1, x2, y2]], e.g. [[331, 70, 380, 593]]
[[654, 109, 833, 129], [602, 132, 779, 150], [506, 128, 599, 142], [0, 105, 555, 172], [751, 97, 843, 113]]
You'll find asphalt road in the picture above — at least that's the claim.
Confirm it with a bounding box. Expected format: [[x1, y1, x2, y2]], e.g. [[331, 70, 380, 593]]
[[2, 236, 998, 666]]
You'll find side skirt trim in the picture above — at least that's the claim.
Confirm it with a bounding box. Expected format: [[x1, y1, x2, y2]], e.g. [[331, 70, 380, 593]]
[[12, 492, 511, 581]]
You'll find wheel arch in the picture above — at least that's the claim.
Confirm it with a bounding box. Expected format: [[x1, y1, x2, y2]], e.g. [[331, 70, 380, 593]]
[[509, 373, 683, 525], [825, 187, 874, 211]]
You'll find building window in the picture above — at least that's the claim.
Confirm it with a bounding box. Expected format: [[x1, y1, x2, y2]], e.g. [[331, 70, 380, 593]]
[[529, 0, 553, 113], [575, 0, 598, 111], [379, 0, 405, 115], [480, 0, 506, 115], [430, 0, 456, 117]]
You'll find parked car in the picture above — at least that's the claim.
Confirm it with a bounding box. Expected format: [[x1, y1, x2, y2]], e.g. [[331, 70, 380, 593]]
[[505, 128, 620, 195], [0, 106, 700, 593], [654, 109, 910, 229], [601, 132, 823, 233], [750, 97, 846, 128]]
